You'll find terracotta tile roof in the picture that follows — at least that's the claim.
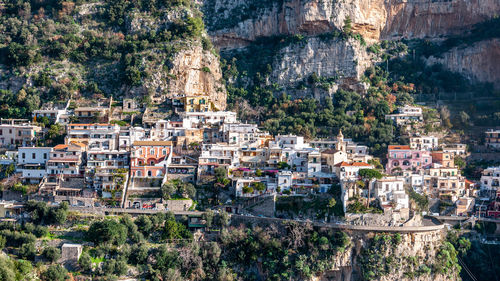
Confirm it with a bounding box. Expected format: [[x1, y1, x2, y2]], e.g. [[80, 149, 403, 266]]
[[70, 142, 86, 148], [53, 144, 68, 150], [334, 161, 372, 167], [388, 145, 411, 150], [133, 141, 173, 146]]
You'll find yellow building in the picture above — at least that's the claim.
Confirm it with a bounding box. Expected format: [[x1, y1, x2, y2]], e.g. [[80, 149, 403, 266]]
[[183, 96, 210, 112]]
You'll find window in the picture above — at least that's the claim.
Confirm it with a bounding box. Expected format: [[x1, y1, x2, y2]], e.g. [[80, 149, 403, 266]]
[[147, 171, 152, 177], [150, 149, 154, 155], [0, 129, 2, 135], [43, 153, 47, 159], [22, 153, 25, 159]]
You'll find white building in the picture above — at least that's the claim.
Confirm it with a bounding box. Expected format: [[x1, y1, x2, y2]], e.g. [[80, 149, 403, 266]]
[[277, 171, 293, 192], [181, 111, 237, 128], [119, 127, 146, 149], [443, 144, 467, 156], [480, 167, 500, 191], [385, 105, 423, 125], [275, 135, 307, 150], [334, 161, 374, 181], [86, 150, 130, 192], [32, 101, 69, 124], [46, 143, 85, 177], [222, 123, 270, 146], [66, 124, 121, 151], [374, 177, 409, 210], [410, 135, 439, 151], [17, 147, 52, 183]]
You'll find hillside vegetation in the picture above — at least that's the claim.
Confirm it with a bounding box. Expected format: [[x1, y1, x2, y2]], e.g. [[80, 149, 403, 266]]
[[0, 0, 206, 119]]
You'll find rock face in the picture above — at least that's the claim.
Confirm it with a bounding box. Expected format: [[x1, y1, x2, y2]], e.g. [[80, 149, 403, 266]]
[[165, 46, 227, 110], [204, 0, 500, 96], [126, 9, 227, 110], [204, 0, 500, 49], [270, 37, 371, 97], [426, 39, 500, 89]]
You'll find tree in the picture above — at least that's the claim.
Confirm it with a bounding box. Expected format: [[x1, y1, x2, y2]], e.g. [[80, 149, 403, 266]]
[[46, 124, 65, 144], [43, 246, 61, 263], [202, 210, 214, 228], [42, 265, 68, 281], [458, 111, 470, 127], [277, 161, 291, 170], [213, 167, 230, 204], [102, 259, 116, 276], [359, 169, 383, 207], [218, 211, 230, 227], [328, 198, 336, 209], [454, 156, 466, 170], [129, 243, 149, 265], [115, 259, 128, 276], [161, 179, 196, 199], [163, 219, 191, 241], [50, 202, 68, 225], [255, 169, 263, 177], [242, 186, 253, 194], [135, 215, 153, 236], [78, 252, 92, 272], [252, 182, 266, 192], [343, 16, 352, 36], [87, 219, 127, 245], [19, 243, 36, 260]]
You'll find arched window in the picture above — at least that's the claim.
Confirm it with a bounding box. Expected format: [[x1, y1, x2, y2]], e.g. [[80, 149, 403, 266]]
[[403, 160, 410, 166], [147, 171, 152, 177], [137, 171, 142, 177], [150, 160, 155, 165]]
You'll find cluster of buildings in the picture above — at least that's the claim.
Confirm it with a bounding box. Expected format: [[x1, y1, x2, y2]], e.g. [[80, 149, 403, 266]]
[[1, 100, 499, 220]]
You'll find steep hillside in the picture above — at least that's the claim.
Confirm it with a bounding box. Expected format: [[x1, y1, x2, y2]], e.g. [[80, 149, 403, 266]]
[[0, 0, 227, 120]]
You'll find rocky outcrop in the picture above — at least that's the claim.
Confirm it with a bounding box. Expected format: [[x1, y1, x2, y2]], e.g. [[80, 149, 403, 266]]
[[126, 9, 227, 110], [426, 39, 500, 89], [204, 0, 500, 49], [270, 37, 371, 97], [165, 46, 227, 110]]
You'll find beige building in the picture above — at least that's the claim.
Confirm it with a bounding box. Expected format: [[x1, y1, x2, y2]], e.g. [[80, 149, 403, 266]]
[[0, 119, 41, 148]]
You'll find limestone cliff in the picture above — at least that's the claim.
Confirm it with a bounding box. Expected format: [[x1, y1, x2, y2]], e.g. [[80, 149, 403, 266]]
[[204, 0, 500, 49], [317, 230, 457, 281], [426, 39, 500, 89], [204, 0, 500, 96], [270, 37, 371, 98], [163, 46, 227, 110]]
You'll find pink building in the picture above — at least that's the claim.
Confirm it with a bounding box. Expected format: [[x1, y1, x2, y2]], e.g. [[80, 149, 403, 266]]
[[386, 145, 432, 174]]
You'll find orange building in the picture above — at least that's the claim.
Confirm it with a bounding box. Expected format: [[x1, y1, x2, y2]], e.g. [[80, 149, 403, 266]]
[[131, 141, 172, 178]]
